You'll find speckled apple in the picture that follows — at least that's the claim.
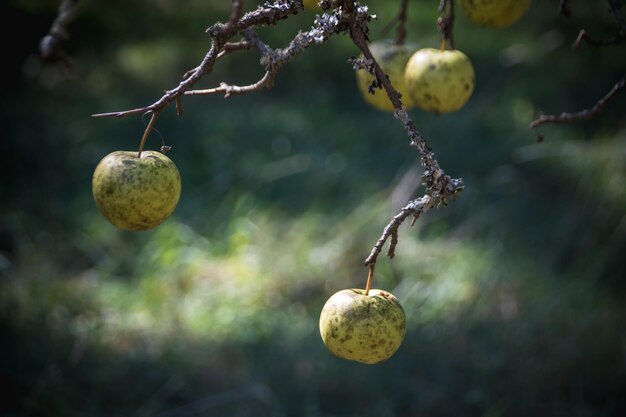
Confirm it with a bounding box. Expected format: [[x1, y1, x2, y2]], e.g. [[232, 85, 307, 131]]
[[356, 40, 418, 112], [404, 48, 475, 113], [319, 288, 406, 364], [92, 150, 181, 231], [460, 0, 531, 28]]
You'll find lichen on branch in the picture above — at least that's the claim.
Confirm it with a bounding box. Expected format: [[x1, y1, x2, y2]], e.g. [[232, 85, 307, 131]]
[[92, 0, 463, 270]]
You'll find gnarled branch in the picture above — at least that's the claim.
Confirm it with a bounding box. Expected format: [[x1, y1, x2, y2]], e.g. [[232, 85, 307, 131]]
[[93, 0, 304, 119], [92, 0, 464, 273], [348, 7, 463, 267]]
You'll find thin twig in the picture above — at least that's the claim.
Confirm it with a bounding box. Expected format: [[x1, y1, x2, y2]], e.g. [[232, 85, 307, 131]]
[[572, 0, 625, 48], [185, 18, 338, 97], [222, 40, 255, 54], [558, 0, 572, 17], [39, 0, 80, 70], [397, 0, 409, 45], [92, 0, 303, 119], [182, 39, 254, 79], [175, 96, 183, 116], [185, 72, 273, 97], [529, 75, 626, 128], [381, 0, 409, 45], [364, 197, 429, 266], [573, 29, 625, 48]]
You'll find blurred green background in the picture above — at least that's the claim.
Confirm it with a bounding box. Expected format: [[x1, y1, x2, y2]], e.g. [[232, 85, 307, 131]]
[[1, 0, 625, 416]]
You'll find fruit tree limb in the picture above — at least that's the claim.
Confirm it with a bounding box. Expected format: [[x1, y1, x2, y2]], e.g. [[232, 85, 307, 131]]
[[349, 13, 463, 196], [185, 16, 340, 97], [529, 75, 625, 129], [92, 0, 304, 119], [91, 0, 465, 270], [364, 196, 428, 265], [532, 0, 624, 134], [348, 6, 464, 267]]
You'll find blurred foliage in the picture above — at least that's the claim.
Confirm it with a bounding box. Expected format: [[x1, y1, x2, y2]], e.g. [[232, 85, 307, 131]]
[[1, 0, 626, 416]]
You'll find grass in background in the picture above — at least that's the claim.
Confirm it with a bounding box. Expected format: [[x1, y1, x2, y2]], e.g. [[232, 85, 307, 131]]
[[3, 177, 626, 416], [2, 0, 626, 415]]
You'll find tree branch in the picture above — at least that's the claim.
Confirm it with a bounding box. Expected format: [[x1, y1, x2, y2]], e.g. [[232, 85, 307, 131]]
[[348, 7, 464, 267], [39, 0, 80, 70], [558, 0, 572, 17], [185, 72, 273, 97], [529, 75, 626, 128], [381, 0, 409, 45], [92, 0, 304, 119], [364, 197, 428, 265], [572, 0, 625, 48], [92, 0, 464, 271], [186, 16, 340, 97], [573, 28, 625, 48]]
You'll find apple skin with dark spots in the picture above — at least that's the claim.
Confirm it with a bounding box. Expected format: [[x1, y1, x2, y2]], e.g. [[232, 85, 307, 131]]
[[404, 48, 475, 114], [319, 288, 406, 364], [92, 151, 181, 231]]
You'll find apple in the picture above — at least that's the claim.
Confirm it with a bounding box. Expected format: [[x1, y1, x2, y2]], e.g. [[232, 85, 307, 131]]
[[460, 0, 531, 28], [92, 150, 181, 231], [355, 40, 418, 112], [302, 0, 321, 11], [319, 288, 406, 364], [404, 47, 475, 113]]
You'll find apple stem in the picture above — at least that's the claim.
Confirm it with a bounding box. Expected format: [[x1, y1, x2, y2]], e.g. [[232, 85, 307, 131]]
[[137, 111, 160, 158], [437, 0, 456, 50], [364, 263, 375, 296]]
